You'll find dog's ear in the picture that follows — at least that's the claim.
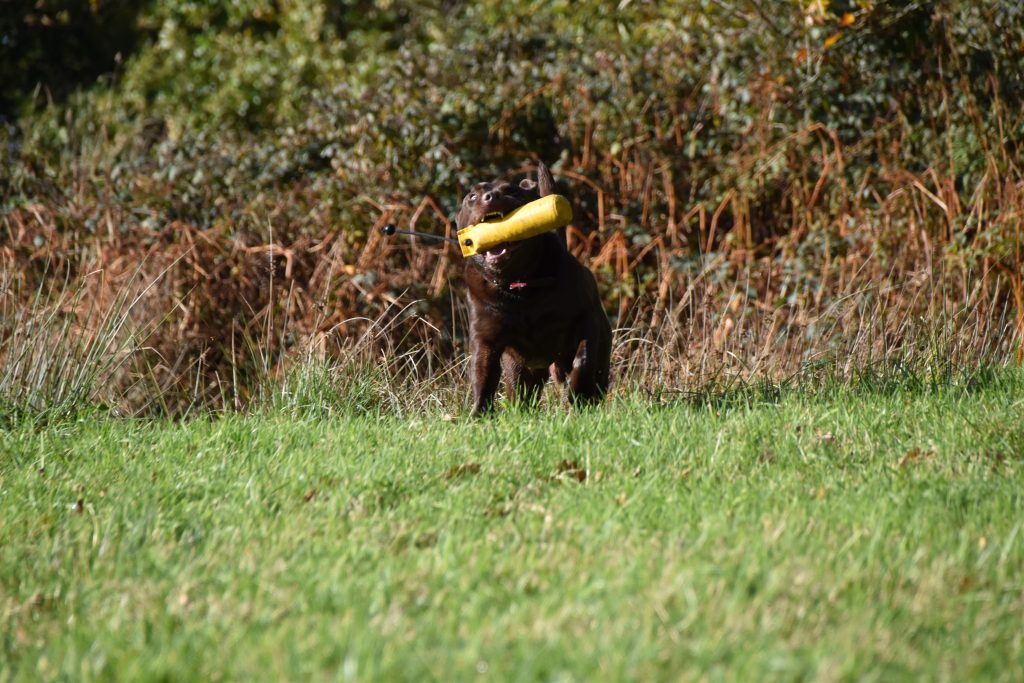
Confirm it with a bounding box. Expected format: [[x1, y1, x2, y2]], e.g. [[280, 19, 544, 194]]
[[537, 160, 556, 197]]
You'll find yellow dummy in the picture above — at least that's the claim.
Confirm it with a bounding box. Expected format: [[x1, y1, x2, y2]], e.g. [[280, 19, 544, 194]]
[[457, 194, 572, 258]]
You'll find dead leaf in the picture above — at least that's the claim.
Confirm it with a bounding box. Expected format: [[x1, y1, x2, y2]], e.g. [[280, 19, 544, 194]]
[[979, 450, 1007, 468], [898, 447, 934, 467], [553, 460, 586, 483], [840, 12, 856, 27], [303, 489, 317, 503], [444, 463, 481, 479], [14, 625, 29, 648], [414, 532, 437, 549], [74, 498, 84, 514], [483, 504, 511, 518], [823, 32, 843, 49]]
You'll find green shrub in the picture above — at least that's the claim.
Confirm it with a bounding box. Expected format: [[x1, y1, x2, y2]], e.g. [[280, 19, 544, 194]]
[[3, 0, 1022, 414]]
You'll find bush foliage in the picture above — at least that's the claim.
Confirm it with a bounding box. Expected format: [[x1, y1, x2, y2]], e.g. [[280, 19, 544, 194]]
[[2, 0, 1022, 413]]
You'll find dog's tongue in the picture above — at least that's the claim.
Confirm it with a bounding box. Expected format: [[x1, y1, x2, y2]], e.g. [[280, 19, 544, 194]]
[[484, 245, 508, 263]]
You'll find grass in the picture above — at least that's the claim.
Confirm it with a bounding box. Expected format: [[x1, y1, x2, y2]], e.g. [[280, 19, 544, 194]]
[[2, 373, 1024, 681]]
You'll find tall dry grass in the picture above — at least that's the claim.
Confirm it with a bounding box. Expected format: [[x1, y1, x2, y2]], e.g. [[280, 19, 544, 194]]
[[0, 259, 168, 423], [3, 84, 1023, 417], [3, 150, 1020, 420]]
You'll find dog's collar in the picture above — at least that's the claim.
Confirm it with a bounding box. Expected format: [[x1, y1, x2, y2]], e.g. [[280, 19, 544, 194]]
[[502, 276, 556, 292]]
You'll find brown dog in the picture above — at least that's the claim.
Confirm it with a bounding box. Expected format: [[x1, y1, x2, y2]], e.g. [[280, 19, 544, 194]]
[[457, 162, 612, 416]]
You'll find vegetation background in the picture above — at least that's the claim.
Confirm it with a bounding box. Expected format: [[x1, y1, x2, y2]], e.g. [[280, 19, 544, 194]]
[[4, 4, 1024, 680], [2, 0, 1023, 417]]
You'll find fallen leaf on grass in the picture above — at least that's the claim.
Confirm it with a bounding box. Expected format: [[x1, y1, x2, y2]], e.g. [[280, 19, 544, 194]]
[[14, 625, 29, 648], [444, 462, 481, 479], [414, 532, 437, 549], [898, 447, 935, 467], [552, 459, 586, 483], [483, 504, 511, 518], [303, 489, 317, 503], [978, 450, 1007, 468]]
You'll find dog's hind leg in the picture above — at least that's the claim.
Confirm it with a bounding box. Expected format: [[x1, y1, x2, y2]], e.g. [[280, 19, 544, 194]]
[[567, 339, 598, 405], [567, 328, 611, 406]]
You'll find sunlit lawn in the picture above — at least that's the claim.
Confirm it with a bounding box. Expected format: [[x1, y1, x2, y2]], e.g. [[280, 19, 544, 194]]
[[3, 374, 1023, 681]]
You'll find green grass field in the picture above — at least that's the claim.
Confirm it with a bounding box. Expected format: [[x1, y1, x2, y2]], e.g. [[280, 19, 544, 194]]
[[3, 374, 1024, 681]]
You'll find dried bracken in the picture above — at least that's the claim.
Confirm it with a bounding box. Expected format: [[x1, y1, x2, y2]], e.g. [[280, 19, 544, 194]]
[[2, 2, 1022, 416]]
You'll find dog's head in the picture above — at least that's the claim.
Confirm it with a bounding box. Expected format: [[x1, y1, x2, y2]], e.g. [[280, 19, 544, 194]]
[[456, 162, 557, 272]]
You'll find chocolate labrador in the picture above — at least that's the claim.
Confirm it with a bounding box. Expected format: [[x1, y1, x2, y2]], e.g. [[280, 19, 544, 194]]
[[457, 161, 612, 416]]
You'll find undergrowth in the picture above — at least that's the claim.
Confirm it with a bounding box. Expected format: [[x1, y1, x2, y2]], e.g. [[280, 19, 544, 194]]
[[2, 1, 1023, 418]]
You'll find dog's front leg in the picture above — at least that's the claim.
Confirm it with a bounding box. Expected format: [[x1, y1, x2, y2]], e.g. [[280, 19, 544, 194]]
[[471, 340, 505, 417]]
